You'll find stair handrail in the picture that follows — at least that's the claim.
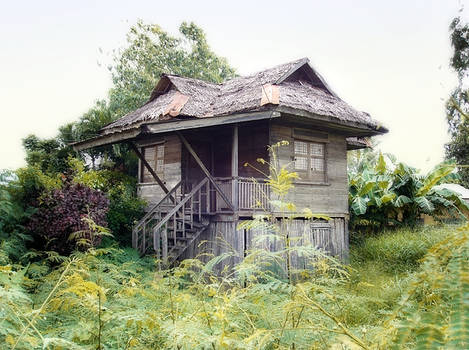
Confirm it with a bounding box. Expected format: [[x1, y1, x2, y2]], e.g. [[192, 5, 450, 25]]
[[152, 178, 209, 241], [134, 180, 182, 231]]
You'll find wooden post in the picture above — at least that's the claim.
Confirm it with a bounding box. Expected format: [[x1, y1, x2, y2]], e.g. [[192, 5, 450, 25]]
[[176, 132, 235, 212], [162, 227, 168, 264], [232, 124, 239, 212]]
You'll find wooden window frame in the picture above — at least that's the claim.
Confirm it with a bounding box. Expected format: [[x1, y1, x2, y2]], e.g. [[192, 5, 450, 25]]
[[140, 142, 165, 184], [310, 220, 332, 235], [293, 138, 327, 183]]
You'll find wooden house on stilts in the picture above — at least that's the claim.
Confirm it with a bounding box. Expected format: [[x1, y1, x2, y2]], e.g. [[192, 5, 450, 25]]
[[73, 58, 387, 268]]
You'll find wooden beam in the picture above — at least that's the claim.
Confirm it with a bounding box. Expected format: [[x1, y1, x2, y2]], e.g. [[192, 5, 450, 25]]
[[72, 111, 281, 152], [176, 131, 235, 212], [275, 106, 388, 136], [145, 111, 280, 135], [128, 142, 172, 197], [71, 129, 141, 151], [231, 124, 239, 212]]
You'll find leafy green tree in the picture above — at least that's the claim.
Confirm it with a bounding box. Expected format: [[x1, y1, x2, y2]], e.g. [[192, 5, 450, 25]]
[[22, 134, 74, 175], [446, 16, 469, 186], [108, 21, 236, 117], [69, 21, 236, 174], [25, 21, 236, 176]]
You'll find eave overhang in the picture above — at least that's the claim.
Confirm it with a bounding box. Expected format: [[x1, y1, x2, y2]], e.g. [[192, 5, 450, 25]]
[[72, 107, 387, 152]]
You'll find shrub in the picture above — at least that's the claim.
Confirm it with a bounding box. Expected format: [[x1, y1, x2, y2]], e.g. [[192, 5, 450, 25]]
[[28, 181, 109, 255], [70, 158, 145, 246], [0, 170, 38, 265], [10, 166, 61, 210], [348, 149, 467, 232]]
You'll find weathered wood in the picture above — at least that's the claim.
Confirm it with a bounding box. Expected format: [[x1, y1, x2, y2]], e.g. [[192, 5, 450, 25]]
[[276, 107, 382, 137], [72, 129, 141, 151], [134, 181, 182, 232], [270, 122, 348, 215], [162, 228, 168, 263], [152, 178, 209, 234], [177, 131, 235, 212], [129, 142, 172, 196], [145, 111, 280, 135], [232, 124, 239, 212]]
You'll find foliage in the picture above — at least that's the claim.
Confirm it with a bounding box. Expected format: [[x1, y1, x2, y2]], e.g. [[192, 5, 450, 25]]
[[1, 150, 467, 349], [66, 20, 236, 174], [70, 158, 145, 246], [10, 166, 62, 211], [348, 149, 468, 231], [27, 180, 109, 255], [445, 16, 469, 187], [0, 171, 33, 265], [387, 223, 469, 349], [351, 226, 450, 273], [22, 134, 74, 175], [1, 222, 467, 349]]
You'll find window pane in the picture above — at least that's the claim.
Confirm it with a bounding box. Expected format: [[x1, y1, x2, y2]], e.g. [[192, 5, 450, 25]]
[[311, 143, 324, 157], [295, 156, 308, 170], [311, 158, 324, 172], [294, 141, 308, 155]]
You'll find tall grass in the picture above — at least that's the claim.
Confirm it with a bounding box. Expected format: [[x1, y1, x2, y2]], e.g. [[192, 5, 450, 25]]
[[1, 224, 465, 349], [350, 226, 451, 273]]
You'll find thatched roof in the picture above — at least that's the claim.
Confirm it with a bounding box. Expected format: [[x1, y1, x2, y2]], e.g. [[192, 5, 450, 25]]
[[101, 58, 387, 136], [346, 137, 372, 150]]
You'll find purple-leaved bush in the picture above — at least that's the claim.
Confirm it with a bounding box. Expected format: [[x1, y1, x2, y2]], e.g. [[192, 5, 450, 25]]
[[28, 182, 109, 255]]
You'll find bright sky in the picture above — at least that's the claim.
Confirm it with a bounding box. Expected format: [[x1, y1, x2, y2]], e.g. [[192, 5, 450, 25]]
[[1, 0, 468, 172]]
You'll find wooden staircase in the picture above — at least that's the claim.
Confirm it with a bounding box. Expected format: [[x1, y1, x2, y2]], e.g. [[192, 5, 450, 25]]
[[132, 178, 211, 265]]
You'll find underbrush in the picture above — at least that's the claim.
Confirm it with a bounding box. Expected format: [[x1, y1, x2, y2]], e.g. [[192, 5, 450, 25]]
[[1, 224, 467, 349], [350, 225, 451, 273]]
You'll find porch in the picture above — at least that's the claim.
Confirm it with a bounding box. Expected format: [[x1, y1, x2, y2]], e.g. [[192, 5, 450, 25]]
[[132, 121, 272, 261]]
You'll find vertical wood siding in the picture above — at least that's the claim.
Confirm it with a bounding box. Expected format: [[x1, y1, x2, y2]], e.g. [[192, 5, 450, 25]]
[[178, 217, 348, 274], [137, 134, 182, 207]]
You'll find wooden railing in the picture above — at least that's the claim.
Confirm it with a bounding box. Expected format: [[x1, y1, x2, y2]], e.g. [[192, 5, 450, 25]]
[[214, 177, 270, 212], [153, 178, 210, 262], [238, 177, 270, 210], [132, 177, 212, 262], [132, 181, 183, 255]]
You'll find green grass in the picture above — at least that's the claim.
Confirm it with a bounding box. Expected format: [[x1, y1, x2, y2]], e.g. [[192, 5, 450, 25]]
[[350, 225, 451, 273], [333, 225, 455, 328]]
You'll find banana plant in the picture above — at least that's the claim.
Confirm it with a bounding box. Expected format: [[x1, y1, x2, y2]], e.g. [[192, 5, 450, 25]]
[[348, 150, 469, 231]]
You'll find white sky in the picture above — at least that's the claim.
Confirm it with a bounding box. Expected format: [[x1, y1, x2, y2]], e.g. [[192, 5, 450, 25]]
[[0, 0, 468, 172]]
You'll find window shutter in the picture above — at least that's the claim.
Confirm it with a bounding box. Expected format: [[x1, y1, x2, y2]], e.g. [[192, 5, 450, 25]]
[[141, 143, 165, 183]]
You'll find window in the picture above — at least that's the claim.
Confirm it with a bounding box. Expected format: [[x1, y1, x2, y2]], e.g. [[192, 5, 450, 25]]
[[294, 140, 326, 182], [141, 143, 165, 183], [310, 221, 331, 236]]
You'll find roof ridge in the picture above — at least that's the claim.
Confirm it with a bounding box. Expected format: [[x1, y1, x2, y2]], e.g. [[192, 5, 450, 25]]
[[221, 57, 309, 86], [163, 73, 221, 87], [159, 57, 311, 88]]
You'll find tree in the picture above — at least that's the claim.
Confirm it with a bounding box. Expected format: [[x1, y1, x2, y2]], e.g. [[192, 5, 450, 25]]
[[25, 21, 236, 176], [107, 21, 236, 117], [69, 21, 236, 174], [445, 16, 469, 186], [22, 134, 74, 175]]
